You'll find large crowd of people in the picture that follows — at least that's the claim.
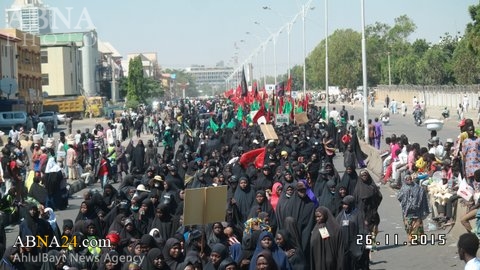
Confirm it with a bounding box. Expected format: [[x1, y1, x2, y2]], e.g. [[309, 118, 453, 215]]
[[0, 96, 479, 269]]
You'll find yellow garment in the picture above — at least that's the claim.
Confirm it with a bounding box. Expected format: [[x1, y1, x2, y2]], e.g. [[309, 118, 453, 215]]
[[415, 157, 426, 172], [459, 131, 468, 144]]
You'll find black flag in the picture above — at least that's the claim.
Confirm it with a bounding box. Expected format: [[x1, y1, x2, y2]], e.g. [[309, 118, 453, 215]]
[[275, 81, 285, 97], [241, 67, 248, 97]]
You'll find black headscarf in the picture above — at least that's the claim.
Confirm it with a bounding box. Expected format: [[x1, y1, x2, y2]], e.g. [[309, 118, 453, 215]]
[[141, 248, 164, 270], [162, 238, 184, 270], [310, 206, 344, 270], [233, 177, 256, 223]]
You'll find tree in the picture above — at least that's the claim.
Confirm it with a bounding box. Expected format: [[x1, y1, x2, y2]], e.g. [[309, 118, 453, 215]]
[[394, 54, 419, 84], [388, 15, 417, 44], [126, 56, 143, 108], [416, 46, 449, 85], [452, 38, 478, 84], [307, 29, 362, 90]]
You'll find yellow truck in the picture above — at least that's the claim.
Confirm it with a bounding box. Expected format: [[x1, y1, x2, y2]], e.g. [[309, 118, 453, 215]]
[[43, 96, 106, 119]]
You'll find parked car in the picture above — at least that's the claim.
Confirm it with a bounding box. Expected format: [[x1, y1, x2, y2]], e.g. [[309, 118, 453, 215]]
[[0, 111, 27, 130], [38, 111, 55, 123], [56, 114, 66, 124], [353, 92, 364, 101]]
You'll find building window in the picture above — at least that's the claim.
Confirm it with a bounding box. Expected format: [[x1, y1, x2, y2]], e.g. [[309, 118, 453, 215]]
[[41, 50, 48, 63], [41, 74, 49, 85]]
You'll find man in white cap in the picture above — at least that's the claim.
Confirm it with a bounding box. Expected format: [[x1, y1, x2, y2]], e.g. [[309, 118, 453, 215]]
[[428, 136, 444, 161]]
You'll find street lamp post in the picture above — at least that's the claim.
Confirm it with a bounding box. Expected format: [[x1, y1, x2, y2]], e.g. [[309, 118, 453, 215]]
[[387, 52, 392, 86], [300, 1, 314, 98], [324, 0, 329, 119], [255, 21, 279, 86], [262, 6, 298, 79], [361, 0, 369, 142], [246, 31, 267, 88]]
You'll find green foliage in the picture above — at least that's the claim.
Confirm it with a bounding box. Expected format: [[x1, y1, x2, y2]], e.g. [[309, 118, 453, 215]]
[[275, 11, 480, 88], [452, 38, 478, 84], [126, 57, 143, 108]]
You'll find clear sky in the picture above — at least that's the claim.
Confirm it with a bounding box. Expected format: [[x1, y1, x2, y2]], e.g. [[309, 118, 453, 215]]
[[0, 0, 477, 76]]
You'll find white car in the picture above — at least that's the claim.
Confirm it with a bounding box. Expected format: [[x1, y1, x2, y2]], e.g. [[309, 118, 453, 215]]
[[57, 114, 66, 124], [353, 92, 363, 101]]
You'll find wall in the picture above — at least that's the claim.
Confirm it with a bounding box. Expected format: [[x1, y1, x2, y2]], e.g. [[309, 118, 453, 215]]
[[375, 85, 480, 111]]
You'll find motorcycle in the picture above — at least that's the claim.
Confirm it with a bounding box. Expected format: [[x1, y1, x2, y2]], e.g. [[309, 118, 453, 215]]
[[413, 109, 423, 126], [441, 108, 450, 119]]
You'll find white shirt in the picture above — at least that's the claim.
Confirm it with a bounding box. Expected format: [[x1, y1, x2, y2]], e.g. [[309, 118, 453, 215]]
[[465, 257, 480, 270], [74, 133, 82, 145], [329, 110, 339, 122], [106, 129, 114, 145]]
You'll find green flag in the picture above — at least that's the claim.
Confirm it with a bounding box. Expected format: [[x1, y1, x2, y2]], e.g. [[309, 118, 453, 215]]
[[251, 101, 260, 111], [236, 106, 243, 121], [227, 119, 236, 129], [209, 118, 219, 133], [321, 107, 327, 120], [295, 106, 304, 113], [283, 101, 293, 114]]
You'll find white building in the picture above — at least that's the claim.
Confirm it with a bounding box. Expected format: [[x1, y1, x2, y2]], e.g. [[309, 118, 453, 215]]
[[5, 0, 52, 35], [98, 41, 123, 102], [40, 42, 82, 96], [123, 53, 160, 79], [185, 65, 233, 85], [40, 30, 99, 97]]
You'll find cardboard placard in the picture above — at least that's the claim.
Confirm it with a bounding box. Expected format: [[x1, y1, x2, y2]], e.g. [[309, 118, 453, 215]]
[[260, 124, 279, 141], [275, 114, 290, 127], [183, 186, 228, 226], [294, 112, 309, 125]]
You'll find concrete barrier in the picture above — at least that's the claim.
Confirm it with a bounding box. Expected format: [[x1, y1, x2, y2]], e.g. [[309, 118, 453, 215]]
[[360, 141, 383, 178]]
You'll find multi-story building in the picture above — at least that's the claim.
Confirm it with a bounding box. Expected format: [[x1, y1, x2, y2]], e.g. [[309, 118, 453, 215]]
[[5, 0, 52, 35], [185, 65, 233, 85], [123, 52, 160, 79], [0, 28, 42, 112], [98, 41, 123, 102], [40, 42, 81, 96], [40, 30, 99, 97]]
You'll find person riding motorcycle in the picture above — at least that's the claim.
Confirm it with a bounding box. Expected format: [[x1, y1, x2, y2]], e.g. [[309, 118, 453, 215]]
[[442, 107, 450, 119], [413, 106, 423, 125], [380, 106, 390, 124]]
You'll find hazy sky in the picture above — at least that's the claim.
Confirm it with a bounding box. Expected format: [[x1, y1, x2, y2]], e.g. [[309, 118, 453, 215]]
[[0, 0, 477, 76]]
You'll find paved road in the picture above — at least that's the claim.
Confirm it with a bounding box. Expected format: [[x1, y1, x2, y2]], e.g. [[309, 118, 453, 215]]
[[4, 107, 474, 269]]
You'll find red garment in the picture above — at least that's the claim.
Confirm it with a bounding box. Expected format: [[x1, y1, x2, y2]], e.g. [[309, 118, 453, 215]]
[[341, 134, 352, 145], [270, 182, 283, 212], [98, 158, 109, 176]]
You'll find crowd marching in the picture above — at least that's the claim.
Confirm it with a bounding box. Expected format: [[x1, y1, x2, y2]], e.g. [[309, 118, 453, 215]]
[[0, 95, 479, 269]]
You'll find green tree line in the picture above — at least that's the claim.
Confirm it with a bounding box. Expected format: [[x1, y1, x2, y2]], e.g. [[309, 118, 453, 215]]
[[283, 3, 480, 91]]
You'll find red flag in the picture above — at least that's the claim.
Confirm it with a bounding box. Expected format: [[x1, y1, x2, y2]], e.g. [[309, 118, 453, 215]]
[[253, 104, 266, 124], [235, 85, 242, 97], [224, 88, 234, 99], [278, 97, 284, 114], [254, 148, 266, 169], [286, 76, 292, 95], [303, 94, 309, 111], [239, 147, 266, 169]]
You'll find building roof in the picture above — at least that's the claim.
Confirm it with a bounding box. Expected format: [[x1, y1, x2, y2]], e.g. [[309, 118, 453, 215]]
[[0, 32, 21, 42], [11, 0, 45, 8], [39, 30, 97, 46], [98, 40, 122, 58]]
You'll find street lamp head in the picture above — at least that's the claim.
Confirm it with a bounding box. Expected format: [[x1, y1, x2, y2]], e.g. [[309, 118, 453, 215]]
[[262, 6, 271, 10]]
